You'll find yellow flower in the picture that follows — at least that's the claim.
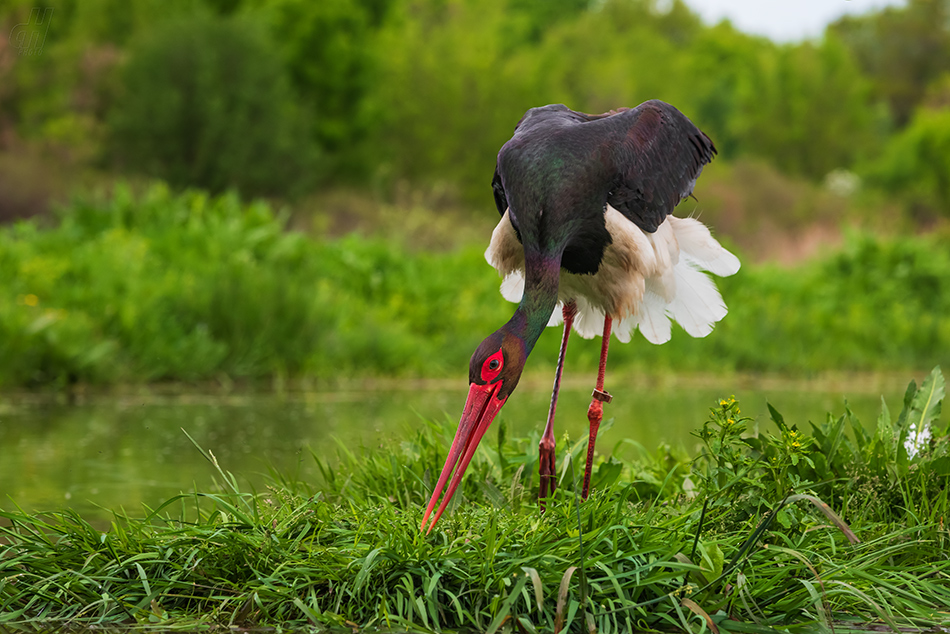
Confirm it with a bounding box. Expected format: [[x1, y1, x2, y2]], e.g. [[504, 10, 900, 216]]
[[727, 418, 735, 425], [24, 294, 39, 307], [791, 441, 801, 448]]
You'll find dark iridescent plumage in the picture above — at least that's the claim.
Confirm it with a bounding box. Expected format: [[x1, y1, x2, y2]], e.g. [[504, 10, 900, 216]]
[[492, 100, 716, 276], [421, 100, 732, 533]]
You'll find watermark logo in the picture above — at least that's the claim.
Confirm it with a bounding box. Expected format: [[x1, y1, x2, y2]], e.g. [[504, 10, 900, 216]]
[[10, 8, 53, 56]]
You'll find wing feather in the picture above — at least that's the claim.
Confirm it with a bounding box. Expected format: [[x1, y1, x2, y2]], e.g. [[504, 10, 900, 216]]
[[602, 100, 716, 233]]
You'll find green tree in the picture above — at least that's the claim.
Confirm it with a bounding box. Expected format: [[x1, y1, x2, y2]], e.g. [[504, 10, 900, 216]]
[[533, 0, 700, 113], [870, 105, 950, 217], [108, 15, 316, 197], [832, 0, 950, 127], [367, 0, 543, 201], [680, 23, 764, 159], [731, 35, 879, 178], [245, 0, 380, 176]]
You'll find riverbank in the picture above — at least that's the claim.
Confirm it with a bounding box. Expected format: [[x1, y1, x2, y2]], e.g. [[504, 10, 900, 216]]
[[2, 368, 947, 631], [0, 368, 926, 405], [2, 368, 920, 525]]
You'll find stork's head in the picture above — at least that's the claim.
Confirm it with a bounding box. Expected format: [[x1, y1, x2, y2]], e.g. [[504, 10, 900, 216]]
[[420, 328, 527, 533], [468, 329, 527, 400]]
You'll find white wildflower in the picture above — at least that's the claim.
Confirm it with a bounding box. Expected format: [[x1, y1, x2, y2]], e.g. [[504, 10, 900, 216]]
[[904, 422, 932, 459]]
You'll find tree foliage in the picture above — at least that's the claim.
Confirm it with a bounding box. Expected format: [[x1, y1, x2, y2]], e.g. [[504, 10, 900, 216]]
[[107, 15, 315, 197], [832, 0, 950, 127], [246, 0, 378, 169], [872, 106, 950, 217], [1, 0, 948, 204]]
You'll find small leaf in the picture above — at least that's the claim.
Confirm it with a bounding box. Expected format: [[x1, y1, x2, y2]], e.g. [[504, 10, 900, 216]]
[[517, 616, 539, 634], [555, 566, 577, 633], [486, 573, 529, 634], [911, 366, 944, 435], [674, 552, 708, 585], [353, 547, 382, 592], [592, 459, 623, 490], [681, 597, 719, 634], [767, 402, 787, 432], [703, 543, 725, 580], [786, 494, 860, 544], [522, 566, 543, 612]]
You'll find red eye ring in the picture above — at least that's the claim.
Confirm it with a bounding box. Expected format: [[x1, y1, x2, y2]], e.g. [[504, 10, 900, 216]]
[[481, 350, 505, 382]]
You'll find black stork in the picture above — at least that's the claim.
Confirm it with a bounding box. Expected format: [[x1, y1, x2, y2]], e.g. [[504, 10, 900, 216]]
[[421, 100, 740, 534]]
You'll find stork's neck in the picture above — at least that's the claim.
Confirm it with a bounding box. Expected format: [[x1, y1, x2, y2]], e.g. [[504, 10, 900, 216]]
[[505, 251, 561, 353]]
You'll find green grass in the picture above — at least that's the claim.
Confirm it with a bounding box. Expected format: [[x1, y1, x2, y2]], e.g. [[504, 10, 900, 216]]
[[2, 183, 950, 389], [2, 369, 948, 631]]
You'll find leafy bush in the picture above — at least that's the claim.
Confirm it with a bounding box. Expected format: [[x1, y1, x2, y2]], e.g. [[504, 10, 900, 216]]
[[2, 184, 949, 387], [0, 0, 906, 210], [869, 106, 950, 216], [108, 15, 316, 197], [694, 367, 949, 530], [248, 0, 376, 163], [711, 233, 950, 372], [0, 183, 508, 386], [366, 0, 883, 200]]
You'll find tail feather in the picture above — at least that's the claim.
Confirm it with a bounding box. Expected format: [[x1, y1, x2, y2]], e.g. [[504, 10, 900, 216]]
[[489, 210, 739, 345], [637, 283, 674, 344], [666, 263, 728, 338], [614, 215, 738, 344], [669, 216, 740, 277], [572, 296, 606, 339]]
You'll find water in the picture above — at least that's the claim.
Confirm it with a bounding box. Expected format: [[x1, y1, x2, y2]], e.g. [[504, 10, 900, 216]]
[[0, 373, 909, 522]]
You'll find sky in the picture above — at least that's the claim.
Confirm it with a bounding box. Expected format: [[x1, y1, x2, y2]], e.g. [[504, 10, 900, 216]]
[[683, 0, 908, 42]]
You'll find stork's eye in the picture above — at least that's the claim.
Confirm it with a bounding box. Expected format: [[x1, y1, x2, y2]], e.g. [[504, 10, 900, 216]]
[[480, 350, 505, 382]]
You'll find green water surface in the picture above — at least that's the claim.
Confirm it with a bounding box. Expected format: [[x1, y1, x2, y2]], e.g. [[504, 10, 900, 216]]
[[0, 374, 908, 521]]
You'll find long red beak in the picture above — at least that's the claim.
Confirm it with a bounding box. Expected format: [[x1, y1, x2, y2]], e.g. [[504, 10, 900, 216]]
[[421, 381, 507, 534]]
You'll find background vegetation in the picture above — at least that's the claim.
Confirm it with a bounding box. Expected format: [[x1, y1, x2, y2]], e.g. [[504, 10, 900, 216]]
[[1, 0, 950, 217], [2, 5, 950, 629], [2, 0, 950, 387], [2, 185, 948, 388]]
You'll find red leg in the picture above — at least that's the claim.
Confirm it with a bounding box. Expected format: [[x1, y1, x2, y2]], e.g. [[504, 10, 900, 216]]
[[582, 314, 612, 500], [540, 301, 576, 507]]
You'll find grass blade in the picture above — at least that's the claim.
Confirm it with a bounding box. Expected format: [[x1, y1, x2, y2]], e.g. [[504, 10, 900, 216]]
[[556, 566, 578, 633], [682, 597, 719, 634]]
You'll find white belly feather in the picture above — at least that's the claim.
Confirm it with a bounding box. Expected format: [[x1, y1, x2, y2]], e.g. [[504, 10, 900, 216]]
[[485, 205, 741, 344]]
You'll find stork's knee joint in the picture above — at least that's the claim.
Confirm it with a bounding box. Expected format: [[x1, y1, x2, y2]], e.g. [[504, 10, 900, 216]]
[[587, 401, 603, 426]]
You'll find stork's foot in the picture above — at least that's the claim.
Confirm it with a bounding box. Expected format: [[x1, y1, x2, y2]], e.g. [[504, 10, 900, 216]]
[[539, 433, 557, 508]]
